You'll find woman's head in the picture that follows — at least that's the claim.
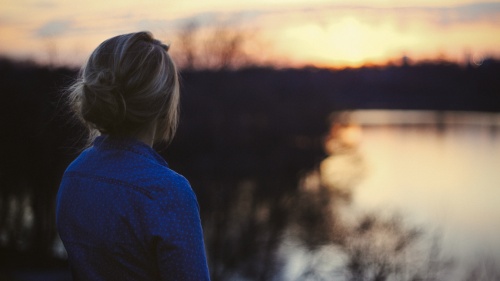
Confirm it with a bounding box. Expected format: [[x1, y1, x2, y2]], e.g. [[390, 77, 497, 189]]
[[69, 31, 179, 144]]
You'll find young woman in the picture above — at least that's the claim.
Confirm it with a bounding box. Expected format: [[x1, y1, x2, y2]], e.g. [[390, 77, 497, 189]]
[[56, 31, 210, 281]]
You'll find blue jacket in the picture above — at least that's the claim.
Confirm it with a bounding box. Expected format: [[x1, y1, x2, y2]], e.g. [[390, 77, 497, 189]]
[[56, 135, 210, 281]]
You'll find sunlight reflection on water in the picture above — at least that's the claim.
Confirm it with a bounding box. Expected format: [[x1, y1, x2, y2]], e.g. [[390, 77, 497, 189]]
[[280, 110, 500, 280], [347, 110, 500, 259]]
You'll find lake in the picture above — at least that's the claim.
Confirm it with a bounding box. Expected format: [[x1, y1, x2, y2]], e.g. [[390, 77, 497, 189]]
[[353, 111, 500, 254], [281, 110, 500, 280]]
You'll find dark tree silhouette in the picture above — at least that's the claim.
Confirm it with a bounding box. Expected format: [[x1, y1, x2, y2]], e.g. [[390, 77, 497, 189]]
[[172, 21, 259, 70]]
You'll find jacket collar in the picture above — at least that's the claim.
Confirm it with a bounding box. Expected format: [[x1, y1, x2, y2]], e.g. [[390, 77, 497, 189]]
[[93, 135, 169, 167]]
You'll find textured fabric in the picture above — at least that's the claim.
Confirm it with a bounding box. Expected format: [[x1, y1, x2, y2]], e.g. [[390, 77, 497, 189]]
[[56, 135, 210, 281]]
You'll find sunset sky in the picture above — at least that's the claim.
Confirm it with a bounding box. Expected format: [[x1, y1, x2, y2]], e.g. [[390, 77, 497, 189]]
[[1, 0, 499, 68]]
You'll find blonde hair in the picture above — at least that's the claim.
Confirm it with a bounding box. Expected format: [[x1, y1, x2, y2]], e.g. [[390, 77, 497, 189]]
[[68, 31, 179, 144]]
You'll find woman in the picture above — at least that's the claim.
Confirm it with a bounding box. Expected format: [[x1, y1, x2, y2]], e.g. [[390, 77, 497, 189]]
[[56, 32, 210, 281]]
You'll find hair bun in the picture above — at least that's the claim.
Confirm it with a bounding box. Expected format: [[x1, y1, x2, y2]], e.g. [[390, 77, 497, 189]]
[[80, 69, 127, 134]]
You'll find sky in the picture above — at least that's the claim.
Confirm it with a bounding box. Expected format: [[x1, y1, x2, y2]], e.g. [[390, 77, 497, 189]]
[[1, 0, 499, 68]]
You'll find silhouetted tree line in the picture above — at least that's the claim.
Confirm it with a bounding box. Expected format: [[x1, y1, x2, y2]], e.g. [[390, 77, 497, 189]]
[[0, 58, 85, 269], [0, 57, 499, 279]]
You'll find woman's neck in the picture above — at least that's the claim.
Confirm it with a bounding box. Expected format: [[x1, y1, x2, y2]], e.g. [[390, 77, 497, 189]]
[[136, 122, 157, 147]]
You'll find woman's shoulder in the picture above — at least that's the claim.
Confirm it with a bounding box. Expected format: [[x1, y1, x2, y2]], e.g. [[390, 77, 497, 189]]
[[63, 141, 194, 200], [114, 155, 195, 203], [151, 167, 195, 199]]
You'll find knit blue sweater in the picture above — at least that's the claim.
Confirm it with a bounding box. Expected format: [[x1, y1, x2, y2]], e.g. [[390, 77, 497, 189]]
[[56, 135, 210, 281]]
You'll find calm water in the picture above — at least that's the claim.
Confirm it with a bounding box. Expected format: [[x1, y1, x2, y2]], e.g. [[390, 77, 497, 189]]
[[281, 110, 500, 280], [349, 110, 500, 258]]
